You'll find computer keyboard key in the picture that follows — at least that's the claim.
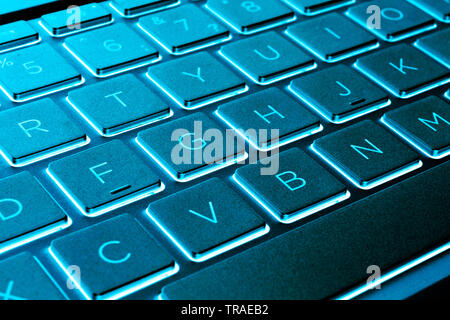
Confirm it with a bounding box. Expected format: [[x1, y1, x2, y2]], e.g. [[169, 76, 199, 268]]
[[64, 23, 160, 78], [136, 112, 247, 182], [111, 0, 180, 18], [234, 148, 350, 224], [381, 96, 450, 159], [311, 120, 422, 189], [408, 0, 450, 23], [347, 0, 436, 42], [286, 13, 379, 63], [0, 98, 89, 167], [47, 140, 164, 217], [0, 20, 40, 53], [219, 31, 316, 85], [147, 178, 269, 262], [50, 214, 178, 300], [161, 161, 450, 299], [289, 65, 391, 123], [216, 88, 322, 151], [146, 52, 247, 110], [284, 0, 355, 16], [138, 4, 230, 55], [0, 43, 83, 102], [206, 0, 296, 34], [0, 172, 70, 255], [446, 90, 450, 101], [354, 44, 450, 99], [67, 74, 171, 137], [40, 3, 113, 37], [0, 252, 66, 300], [415, 28, 450, 68]]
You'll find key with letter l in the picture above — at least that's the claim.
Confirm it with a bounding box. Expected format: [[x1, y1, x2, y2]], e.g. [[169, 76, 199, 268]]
[[415, 28, 450, 68]]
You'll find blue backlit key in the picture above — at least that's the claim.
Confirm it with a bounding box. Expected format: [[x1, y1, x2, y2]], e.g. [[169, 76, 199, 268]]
[[311, 120, 422, 189], [111, 0, 180, 18], [146, 52, 247, 110], [286, 13, 379, 63], [234, 148, 350, 224], [289, 65, 390, 123], [0, 252, 66, 300], [347, 0, 436, 42], [67, 74, 171, 137], [0, 43, 82, 102], [0, 20, 39, 53], [136, 113, 247, 182], [415, 28, 450, 68], [381, 96, 450, 159], [354, 44, 450, 99], [147, 178, 269, 262], [0, 98, 89, 167], [446, 90, 450, 100], [216, 88, 322, 151], [284, 0, 356, 15], [206, 0, 296, 34], [408, 0, 450, 22], [138, 4, 230, 55], [219, 31, 316, 85], [50, 214, 177, 300], [47, 140, 164, 217], [0, 172, 70, 255], [64, 23, 160, 77]]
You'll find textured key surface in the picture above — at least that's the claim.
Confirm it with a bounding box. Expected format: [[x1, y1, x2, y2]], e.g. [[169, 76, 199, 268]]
[[312, 120, 422, 189], [286, 12, 378, 62], [234, 148, 349, 223], [216, 87, 322, 150], [0, 98, 88, 166], [285, 0, 355, 15], [0, 172, 69, 253], [138, 4, 230, 54], [148, 178, 268, 261], [289, 65, 390, 123], [64, 23, 159, 77], [111, 0, 179, 17], [67, 74, 171, 136], [162, 162, 450, 300], [0, 43, 82, 101], [415, 28, 450, 68], [50, 214, 177, 300], [0, 20, 39, 52], [408, 0, 450, 22], [146, 52, 247, 109], [382, 96, 450, 159], [354, 44, 450, 98], [47, 140, 162, 216], [220, 31, 316, 84], [0, 252, 65, 300]]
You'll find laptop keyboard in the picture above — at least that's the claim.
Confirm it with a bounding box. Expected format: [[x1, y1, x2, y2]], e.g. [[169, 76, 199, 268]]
[[0, 0, 448, 300]]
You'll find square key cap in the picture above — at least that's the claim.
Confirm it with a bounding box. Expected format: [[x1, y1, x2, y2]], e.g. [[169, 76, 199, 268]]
[[136, 113, 248, 182], [64, 23, 160, 78], [138, 4, 231, 55], [110, 0, 180, 18], [354, 44, 450, 99], [408, 0, 450, 23], [0, 98, 89, 167], [40, 3, 113, 37], [234, 148, 350, 224], [311, 120, 422, 189], [289, 65, 391, 123], [415, 28, 450, 68], [146, 52, 247, 110], [0, 43, 83, 102], [216, 88, 322, 151], [67, 74, 172, 137], [346, 0, 436, 42], [0, 252, 67, 300], [47, 140, 164, 217], [286, 13, 379, 63], [50, 214, 178, 300], [219, 31, 316, 85], [284, 0, 356, 16], [381, 96, 450, 159], [0, 20, 40, 53], [147, 178, 269, 262], [0, 172, 70, 255], [206, 0, 296, 35]]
